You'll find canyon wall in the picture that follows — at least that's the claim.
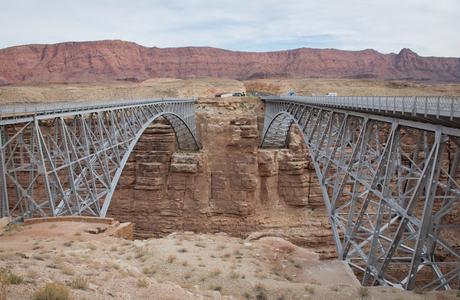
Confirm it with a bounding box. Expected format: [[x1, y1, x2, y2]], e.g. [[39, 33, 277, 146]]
[[108, 97, 336, 259], [1, 40, 460, 85]]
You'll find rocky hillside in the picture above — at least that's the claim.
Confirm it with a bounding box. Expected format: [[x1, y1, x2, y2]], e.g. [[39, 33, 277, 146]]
[[0, 40, 459, 85]]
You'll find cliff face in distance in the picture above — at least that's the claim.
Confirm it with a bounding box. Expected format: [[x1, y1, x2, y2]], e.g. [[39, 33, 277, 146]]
[[0, 39, 459, 85]]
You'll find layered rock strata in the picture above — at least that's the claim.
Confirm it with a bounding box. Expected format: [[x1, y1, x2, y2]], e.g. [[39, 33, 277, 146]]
[[1, 40, 459, 85], [108, 98, 336, 259]]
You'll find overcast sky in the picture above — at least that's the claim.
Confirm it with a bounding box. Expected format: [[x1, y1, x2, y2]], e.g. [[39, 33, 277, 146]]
[[0, 0, 459, 57]]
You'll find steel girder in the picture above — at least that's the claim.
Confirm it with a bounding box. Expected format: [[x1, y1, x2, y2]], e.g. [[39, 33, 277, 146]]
[[261, 98, 460, 290], [0, 99, 200, 221]]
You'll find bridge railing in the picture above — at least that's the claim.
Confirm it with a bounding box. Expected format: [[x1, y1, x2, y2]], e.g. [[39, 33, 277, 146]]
[[264, 96, 460, 120], [0, 98, 196, 122]]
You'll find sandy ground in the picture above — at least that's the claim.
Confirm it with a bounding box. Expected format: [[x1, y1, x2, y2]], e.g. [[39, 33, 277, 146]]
[[1, 77, 460, 105], [244, 78, 460, 96], [1, 221, 458, 299], [0, 78, 245, 105]]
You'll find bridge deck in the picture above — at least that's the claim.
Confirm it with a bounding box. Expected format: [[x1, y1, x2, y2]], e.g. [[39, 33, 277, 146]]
[[0, 98, 196, 125], [263, 96, 460, 128]]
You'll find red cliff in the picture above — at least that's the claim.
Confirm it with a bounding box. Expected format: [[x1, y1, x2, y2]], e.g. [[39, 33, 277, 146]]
[[0, 40, 459, 85]]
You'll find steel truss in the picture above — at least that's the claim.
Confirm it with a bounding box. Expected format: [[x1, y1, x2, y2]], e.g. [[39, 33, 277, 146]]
[[261, 98, 460, 290], [0, 99, 200, 221]]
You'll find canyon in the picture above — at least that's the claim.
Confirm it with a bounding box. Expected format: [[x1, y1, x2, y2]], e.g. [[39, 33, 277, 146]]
[[1, 92, 459, 298], [1, 40, 460, 86], [107, 97, 337, 259]]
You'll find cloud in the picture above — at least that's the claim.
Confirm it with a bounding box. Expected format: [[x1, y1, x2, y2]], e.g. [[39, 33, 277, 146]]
[[0, 0, 458, 57]]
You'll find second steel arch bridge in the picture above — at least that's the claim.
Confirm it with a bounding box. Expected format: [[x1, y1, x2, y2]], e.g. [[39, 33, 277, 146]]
[[261, 96, 460, 290]]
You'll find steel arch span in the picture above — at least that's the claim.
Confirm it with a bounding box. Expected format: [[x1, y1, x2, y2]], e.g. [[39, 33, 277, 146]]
[[0, 99, 200, 221], [261, 97, 460, 290]]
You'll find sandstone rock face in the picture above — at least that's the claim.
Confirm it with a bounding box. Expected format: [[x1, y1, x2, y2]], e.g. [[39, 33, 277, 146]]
[[108, 98, 336, 259], [0, 40, 459, 85]]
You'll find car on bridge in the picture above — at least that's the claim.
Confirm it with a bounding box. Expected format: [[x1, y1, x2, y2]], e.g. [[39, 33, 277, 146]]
[[215, 92, 246, 98]]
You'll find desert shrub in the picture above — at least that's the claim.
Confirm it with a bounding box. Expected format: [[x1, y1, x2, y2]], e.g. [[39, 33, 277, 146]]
[[69, 276, 88, 290], [229, 271, 240, 280], [142, 267, 156, 276], [358, 286, 369, 299], [63, 241, 73, 247], [3, 223, 23, 235], [137, 278, 148, 288], [0, 268, 23, 285], [167, 255, 176, 264], [28, 270, 39, 280], [254, 282, 267, 300], [0, 275, 7, 300], [135, 248, 148, 260], [209, 268, 221, 277], [33, 283, 70, 300], [194, 242, 206, 248], [210, 285, 222, 292], [184, 271, 192, 280], [59, 264, 74, 276], [87, 243, 97, 251], [304, 285, 315, 294], [283, 274, 293, 281]]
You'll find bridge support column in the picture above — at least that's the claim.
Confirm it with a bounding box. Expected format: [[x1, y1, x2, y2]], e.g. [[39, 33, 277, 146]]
[[0, 128, 9, 218]]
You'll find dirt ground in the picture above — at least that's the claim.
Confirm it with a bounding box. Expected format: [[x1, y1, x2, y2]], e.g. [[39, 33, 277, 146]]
[[1, 221, 458, 300], [244, 78, 460, 96], [0, 78, 245, 105], [1, 77, 459, 105]]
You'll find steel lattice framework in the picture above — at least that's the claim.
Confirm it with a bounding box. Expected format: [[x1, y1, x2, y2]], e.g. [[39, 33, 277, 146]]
[[0, 99, 200, 221], [261, 96, 460, 290]]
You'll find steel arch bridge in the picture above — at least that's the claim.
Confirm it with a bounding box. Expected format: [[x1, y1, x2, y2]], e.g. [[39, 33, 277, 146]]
[[261, 96, 460, 290], [0, 99, 200, 221]]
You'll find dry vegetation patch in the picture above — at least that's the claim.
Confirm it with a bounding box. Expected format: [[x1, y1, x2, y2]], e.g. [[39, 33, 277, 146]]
[[0, 222, 455, 299]]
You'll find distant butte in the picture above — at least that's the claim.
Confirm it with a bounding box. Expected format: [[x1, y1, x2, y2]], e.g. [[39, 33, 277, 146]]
[[0, 40, 459, 85]]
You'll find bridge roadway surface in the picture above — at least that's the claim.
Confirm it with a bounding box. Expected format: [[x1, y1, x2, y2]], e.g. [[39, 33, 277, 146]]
[[1, 96, 460, 291]]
